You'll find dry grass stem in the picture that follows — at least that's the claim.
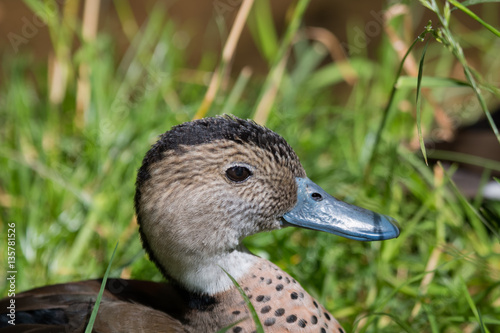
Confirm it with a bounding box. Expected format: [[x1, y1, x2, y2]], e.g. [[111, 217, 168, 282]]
[[410, 247, 442, 320], [194, 0, 255, 120], [76, 0, 101, 127], [48, 53, 69, 105], [253, 51, 289, 125], [306, 26, 357, 85]]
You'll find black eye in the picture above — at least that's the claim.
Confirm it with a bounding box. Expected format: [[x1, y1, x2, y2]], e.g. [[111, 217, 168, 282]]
[[226, 166, 252, 183]]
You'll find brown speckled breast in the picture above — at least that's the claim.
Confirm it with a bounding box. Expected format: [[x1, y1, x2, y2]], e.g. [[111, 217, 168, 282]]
[[184, 258, 345, 333]]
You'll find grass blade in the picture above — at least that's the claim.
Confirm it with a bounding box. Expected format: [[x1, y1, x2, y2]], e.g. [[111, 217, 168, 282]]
[[364, 26, 430, 180], [426, 0, 500, 145], [461, 0, 500, 5], [221, 267, 264, 333], [439, 162, 499, 240], [460, 60, 500, 145], [460, 278, 489, 333], [423, 304, 440, 333], [221, 67, 253, 115], [194, 0, 255, 119], [449, 0, 500, 38], [396, 76, 470, 88], [248, 0, 279, 63], [85, 242, 119, 333], [416, 39, 429, 165], [216, 318, 248, 333], [253, 0, 311, 125], [112, 0, 139, 40], [354, 312, 417, 333]]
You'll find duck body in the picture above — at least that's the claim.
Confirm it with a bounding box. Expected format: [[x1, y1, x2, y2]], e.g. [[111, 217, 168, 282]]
[[3, 261, 340, 332], [0, 116, 399, 332]]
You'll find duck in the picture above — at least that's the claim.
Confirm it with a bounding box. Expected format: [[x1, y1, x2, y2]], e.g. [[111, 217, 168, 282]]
[[0, 116, 400, 332]]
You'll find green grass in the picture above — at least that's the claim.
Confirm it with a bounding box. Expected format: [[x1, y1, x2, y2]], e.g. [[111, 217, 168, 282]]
[[1, 1, 500, 332]]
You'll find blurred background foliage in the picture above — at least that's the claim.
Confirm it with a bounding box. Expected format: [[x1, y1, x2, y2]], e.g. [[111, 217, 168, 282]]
[[0, 0, 500, 331]]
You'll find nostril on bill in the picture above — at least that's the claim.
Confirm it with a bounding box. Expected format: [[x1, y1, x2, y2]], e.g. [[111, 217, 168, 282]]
[[311, 192, 323, 201]]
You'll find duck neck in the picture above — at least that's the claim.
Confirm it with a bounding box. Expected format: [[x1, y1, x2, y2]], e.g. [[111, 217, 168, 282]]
[[158, 246, 260, 295]]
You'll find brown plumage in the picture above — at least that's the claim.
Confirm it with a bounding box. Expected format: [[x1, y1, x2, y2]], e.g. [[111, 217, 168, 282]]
[[1, 116, 398, 332]]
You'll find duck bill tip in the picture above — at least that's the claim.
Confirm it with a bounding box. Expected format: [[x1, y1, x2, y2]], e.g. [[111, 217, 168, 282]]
[[282, 177, 400, 241]]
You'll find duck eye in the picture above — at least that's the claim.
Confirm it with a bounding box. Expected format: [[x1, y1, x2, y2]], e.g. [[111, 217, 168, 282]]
[[226, 166, 252, 183]]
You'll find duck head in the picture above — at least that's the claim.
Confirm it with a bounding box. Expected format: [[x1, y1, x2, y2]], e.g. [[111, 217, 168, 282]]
[[135, 116, 399, 294]]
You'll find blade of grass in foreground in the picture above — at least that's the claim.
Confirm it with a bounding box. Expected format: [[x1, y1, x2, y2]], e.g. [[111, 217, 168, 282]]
[[85, 242, 119, 333], [221, 267, 264, 333], [216, 318, 248, 333], [416, 39, 430, 165]]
